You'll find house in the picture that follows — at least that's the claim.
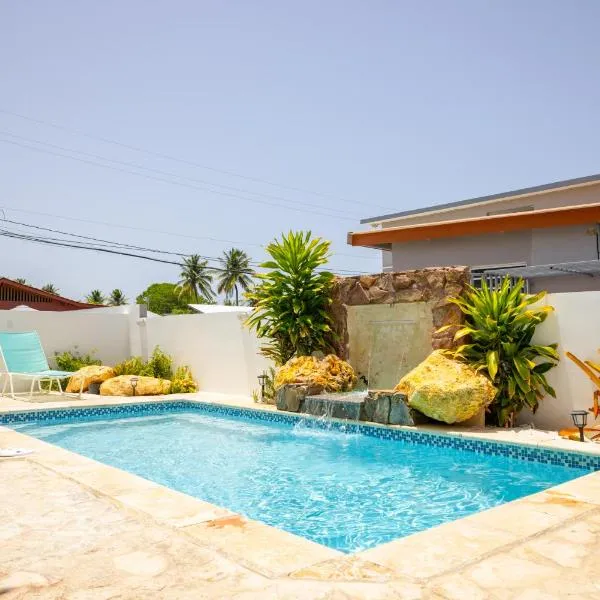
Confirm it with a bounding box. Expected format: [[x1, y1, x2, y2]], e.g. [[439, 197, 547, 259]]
[[0, 278, 98, 311], [348, 174, 600, 293]]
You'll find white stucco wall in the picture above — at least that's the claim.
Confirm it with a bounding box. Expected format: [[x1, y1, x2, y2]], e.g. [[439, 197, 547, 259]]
[[144, 312, 271, 396], [517, 291, 600, 430], [0, 306, 271, 397]]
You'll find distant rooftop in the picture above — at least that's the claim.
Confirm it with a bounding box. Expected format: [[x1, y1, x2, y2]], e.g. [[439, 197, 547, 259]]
[[188, 304, 252, 314], [361, 173, 600, 225]]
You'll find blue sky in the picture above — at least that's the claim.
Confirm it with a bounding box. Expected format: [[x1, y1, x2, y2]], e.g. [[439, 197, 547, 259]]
[[1, 1, 599, 301]]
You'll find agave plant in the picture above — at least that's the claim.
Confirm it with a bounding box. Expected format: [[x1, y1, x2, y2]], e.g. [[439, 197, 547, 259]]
[[440, 277, 559, 427], [246, 231, 334, 365]]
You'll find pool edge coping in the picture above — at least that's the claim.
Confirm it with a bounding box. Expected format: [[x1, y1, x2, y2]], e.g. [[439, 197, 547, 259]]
[[3, 395, 600, 582]]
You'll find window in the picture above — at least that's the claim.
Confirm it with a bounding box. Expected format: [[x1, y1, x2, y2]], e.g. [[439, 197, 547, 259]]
[[470, 264, 529, 292]]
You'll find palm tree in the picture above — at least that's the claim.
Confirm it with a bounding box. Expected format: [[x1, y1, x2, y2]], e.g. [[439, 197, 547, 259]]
[[15, 278, 27, 285], [86, 289, 106, 305], [42, 283, 59, 295], [109, 289, 127, 306], [217, 248, 253, 305], [177, 254, 214, 302]]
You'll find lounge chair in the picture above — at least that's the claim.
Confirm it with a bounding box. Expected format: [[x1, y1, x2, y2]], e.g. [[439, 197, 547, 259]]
[[0, 331, 81, 399]]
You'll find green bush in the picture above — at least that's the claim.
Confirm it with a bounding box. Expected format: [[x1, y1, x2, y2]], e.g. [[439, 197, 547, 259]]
[[169, 366, 198, 393], [54, 349, 102, 371], [43, 349, 102, 390], [113, 346, 173, 379]]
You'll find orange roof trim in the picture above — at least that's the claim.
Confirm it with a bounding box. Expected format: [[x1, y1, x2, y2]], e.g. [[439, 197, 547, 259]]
[[348, 202, 600, 248]]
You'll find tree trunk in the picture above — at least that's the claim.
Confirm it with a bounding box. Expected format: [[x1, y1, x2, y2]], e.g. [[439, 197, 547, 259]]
[[235, 286, 239, 306]]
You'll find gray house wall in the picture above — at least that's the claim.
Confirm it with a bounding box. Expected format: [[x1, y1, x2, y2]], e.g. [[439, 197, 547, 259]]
[[378, 182, 600, 293]]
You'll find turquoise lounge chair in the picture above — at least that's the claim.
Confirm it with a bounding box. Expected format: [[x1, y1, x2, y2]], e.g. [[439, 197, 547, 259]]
[[0, 331, 79, 399]]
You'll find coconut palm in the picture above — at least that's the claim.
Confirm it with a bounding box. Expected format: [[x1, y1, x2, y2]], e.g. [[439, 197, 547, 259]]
[[42, 283, 59, 295], [177, 254, 214, 302], [86, 289, 106, 305], [216, 248, 253, 305], [109, 289, 127, 306]]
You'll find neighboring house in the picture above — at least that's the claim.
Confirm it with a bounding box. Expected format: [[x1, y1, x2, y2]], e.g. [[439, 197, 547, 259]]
[[0, 278, 97, 311], [348, 174, 600, 293]]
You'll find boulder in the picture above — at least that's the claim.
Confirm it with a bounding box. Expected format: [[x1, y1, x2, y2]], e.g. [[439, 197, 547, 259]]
[[274, 354, 357, 393], [395, 350, 496, 424], [276, 384, 323, 412], [360, 390, 427, 425], [66, 365, 116, 393], [99, 375, 171, 397]]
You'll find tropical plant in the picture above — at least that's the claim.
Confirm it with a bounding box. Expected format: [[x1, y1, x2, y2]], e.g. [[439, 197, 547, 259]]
[[113, 346, 173, 379], [169, 365, 198, 393], [14, 278, 27, 285], [440, 277, 559, 427], [216, 248, 253, 305], [54, 349, 102, 371], [42, 283, 59, 295], [109, 289, 127, 306], [177, 255, 215, 302], [135, 283, 196, 315], [246, 231, 335, 365], [42, 349, 101, 390], [86, 289, 106, 305]]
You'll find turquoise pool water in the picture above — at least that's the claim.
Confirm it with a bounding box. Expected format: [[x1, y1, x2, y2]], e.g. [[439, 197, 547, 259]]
[[12, 407, 588, 553]]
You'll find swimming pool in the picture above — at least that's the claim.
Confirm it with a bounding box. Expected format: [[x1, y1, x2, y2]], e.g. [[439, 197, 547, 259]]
[[5, 401, 597, 553]]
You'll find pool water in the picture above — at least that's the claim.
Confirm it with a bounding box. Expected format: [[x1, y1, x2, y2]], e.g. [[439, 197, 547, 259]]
[[13, 409, 587, 553]]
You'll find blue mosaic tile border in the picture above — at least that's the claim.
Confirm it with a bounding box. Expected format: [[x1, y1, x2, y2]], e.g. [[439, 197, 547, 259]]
[[3, 399, 600, 472]]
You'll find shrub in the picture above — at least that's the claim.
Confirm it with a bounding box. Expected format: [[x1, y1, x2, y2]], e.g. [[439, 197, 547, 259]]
[[54, 349, 102, 371], [44, 349, 101, 390], [169, 366, 198, 393], [245, 231, 335, 365], [113, 346, 173, 379], [440, 277, 559, 427]]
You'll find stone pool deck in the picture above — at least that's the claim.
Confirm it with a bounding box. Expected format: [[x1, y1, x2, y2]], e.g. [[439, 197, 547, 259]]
[[2, 391, 600, 598]]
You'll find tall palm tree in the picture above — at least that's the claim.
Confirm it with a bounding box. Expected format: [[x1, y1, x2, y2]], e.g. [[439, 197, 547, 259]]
[[177, 254, 214, 302], [217, 248, 253, 305], [109, 289, 127, 306], [86, 289, 106, 305], [42, 283, 59, 295]]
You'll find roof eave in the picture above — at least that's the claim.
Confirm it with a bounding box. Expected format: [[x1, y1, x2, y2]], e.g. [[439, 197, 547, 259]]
[[361, 173, 600, 225]]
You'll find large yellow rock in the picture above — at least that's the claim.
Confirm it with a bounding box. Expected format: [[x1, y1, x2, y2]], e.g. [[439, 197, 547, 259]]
[[275, 354, 357, 393], [395, 350, 496, 424], [66, 365, 116, 393], [99, 375, 171, 396]]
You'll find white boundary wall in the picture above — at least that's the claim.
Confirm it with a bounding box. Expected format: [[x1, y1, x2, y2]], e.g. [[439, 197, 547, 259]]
[[519, 291, 600, 430], [0, 306, 271, 396]]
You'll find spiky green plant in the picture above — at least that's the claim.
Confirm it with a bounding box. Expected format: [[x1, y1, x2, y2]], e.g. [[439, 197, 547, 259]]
[[217, 248, 253, 305], [440, 277, 559, 427], [246, 231, 334, 365]]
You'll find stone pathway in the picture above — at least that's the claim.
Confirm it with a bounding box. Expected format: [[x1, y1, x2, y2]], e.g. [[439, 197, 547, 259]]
[[2, 458, 600, 599]]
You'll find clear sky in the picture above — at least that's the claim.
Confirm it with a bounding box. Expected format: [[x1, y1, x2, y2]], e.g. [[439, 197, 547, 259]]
[[1, 1, 599, 301]]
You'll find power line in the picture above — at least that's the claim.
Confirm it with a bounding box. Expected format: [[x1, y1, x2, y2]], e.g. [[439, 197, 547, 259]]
[[0, 107, 396, 212], [0, 221, 370, 275], [0, 137, 357, 222], [0, 205, 379, 261], [0, 130, 362, 219]]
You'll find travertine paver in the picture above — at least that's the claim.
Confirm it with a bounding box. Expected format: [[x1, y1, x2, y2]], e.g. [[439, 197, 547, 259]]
[[3, 392, 600, 598]]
